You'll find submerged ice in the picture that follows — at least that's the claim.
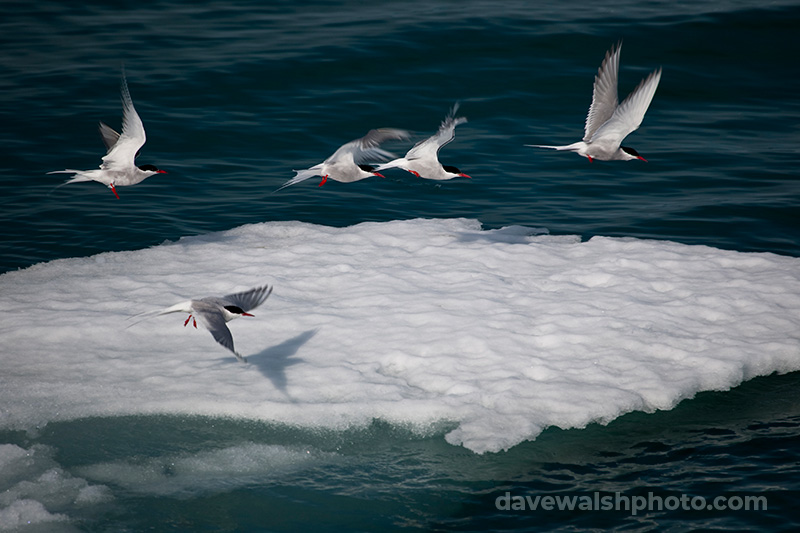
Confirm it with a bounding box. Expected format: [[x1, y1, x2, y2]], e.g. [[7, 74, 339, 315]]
[[0, 443, 111, 529], [1, 218, 799, 454]]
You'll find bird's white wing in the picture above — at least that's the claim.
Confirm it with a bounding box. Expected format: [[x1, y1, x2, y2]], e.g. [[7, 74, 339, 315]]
[[98, 122, 121, 152], [406, 105, 467, 160], [584, 43, 621, 142], [222, 285, 273, 313], [357, 128, 409, 150], [326, 128, 409, 164], [99, 120, 143, 159], [195, 309, 237, 355], [101, 73, 147, 171], [354, 147, 397, 164], [589, 67, 661, 145]]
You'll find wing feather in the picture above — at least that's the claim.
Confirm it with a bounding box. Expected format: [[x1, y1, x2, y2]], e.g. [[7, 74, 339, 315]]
[[98, 122, 120, 152], [406, 104, 467, 160], [222, 285, 273, 313], [589, 67, 661, 145], [584, 43, 621, 142], [100, 73, 147, 171], [195, 310, 237, 355], [327, 128, 409, 164]]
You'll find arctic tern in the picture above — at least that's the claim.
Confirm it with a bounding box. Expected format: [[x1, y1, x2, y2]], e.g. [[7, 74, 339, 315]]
[[529, 42, 662, 162], [376, 104, 471, 180], [275, 128, 409, 192], [129, 285, 273, 363], [49, 73, 166, 198]]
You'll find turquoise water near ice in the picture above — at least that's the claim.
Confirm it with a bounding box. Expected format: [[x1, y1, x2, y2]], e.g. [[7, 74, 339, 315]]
[[1, 0, 799, 530]]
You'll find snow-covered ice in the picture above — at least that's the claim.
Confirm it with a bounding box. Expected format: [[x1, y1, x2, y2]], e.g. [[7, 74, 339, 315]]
[[1, 218, 799, 454]]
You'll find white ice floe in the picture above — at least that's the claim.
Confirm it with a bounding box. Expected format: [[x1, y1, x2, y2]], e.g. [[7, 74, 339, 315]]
[[1, 218, 799, 454]]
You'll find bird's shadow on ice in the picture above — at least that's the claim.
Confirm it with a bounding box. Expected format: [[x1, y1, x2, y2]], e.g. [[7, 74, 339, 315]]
[[456, 225, 551, 245], [246, 329, 318, 393]]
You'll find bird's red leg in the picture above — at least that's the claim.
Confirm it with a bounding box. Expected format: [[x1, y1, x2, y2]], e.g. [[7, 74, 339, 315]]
[[318, 175, 328, 187], [110, 183, 120, 199], [184, 314, 193, 327], [408, 170, 421, 177], [587, 156, 594, 163]]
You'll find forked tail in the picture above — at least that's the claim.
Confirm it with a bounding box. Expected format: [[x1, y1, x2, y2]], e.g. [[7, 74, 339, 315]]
[[47, 169, 90, 182], [47, 170, 93, 195], [126, 301, 193, 329], [525, 142, 584, 152], [272, 166, 323, 194], [374, 158, 405, 173]]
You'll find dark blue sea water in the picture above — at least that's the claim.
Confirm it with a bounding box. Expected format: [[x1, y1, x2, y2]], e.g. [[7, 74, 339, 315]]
[[2, 0, 799, 530]]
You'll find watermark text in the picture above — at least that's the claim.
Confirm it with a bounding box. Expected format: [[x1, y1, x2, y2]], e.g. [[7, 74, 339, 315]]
[[495, 491, 767, 516]]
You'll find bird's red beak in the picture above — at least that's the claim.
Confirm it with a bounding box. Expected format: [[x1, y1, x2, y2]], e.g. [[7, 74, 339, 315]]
[[242, 312, 254, 317], [373, 172, 385, 178], [157, 170, 168, 174], [459, 173, 472, 179], [637, 156, 648, 162]]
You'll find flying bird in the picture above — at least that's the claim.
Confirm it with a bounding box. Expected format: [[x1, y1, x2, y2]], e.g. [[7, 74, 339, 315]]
[[528, 42, 662, 162], [129, 285, 273, 363], [49, 73, 166, 198], [275, 128, 409, 192], [376, 104, 471, 180]]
